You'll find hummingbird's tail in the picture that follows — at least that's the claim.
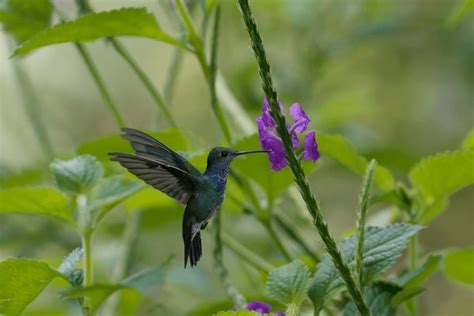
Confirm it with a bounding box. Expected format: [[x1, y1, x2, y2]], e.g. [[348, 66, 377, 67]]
[[183, 223, 202, 268]]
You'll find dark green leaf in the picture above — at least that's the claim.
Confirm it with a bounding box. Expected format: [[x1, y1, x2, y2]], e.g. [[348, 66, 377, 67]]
[[0, 258, 65, 315], [13, 8, 183, 56], [308, 224, 421, 312], [89, 175, 143, 210], [393, 255, 441, 288], [0, 0, 52, 43], [267, 260, 311, 306], [317, 133, 395, 192], [0, 187, 72, 223], [51, 155, 104, 194], [444, 248, 474, 285], [343, 283, 401, 316]]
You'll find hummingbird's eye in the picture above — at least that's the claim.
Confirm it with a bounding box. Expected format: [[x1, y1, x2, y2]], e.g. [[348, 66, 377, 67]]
[[221, 151, 228, 157]]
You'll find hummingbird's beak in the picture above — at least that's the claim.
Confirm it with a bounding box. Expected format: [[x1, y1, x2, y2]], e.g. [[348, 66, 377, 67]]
[[234, 150, 270, 156]]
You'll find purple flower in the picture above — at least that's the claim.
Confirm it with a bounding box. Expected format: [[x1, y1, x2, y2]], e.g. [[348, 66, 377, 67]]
[[256, 98, 320, 171], [275, 312, 285, 316], [246, 300, 272, 313]]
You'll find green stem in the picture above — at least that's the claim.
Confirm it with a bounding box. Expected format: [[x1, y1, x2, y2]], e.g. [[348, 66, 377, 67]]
[[407, 235, 419, 316], [274, 213, 320, 262], [74, 43, 126, 128], [108, 38, 177, 128], [286, 302, 300, 316], [355, 160, 376, 290], [163, 48, 184, 103], [237, 1, 370, 314], [263, 219, 292, 262], [81, 229, 93, 316], [221, 232, 274, 273]]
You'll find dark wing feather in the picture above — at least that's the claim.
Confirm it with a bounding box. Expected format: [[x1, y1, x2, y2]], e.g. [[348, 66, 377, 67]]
[[120, 128, 201, 177], [109, 153, 198, 204]]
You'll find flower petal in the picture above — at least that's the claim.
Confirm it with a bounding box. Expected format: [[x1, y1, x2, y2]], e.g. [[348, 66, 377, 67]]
[[246, 300, 272, 313], [260, 136, 287, 171], [302, 130, 320, 161], [261, 98, 276, 128], [289, 103, 310, 134], [288, 124, 299, 148]]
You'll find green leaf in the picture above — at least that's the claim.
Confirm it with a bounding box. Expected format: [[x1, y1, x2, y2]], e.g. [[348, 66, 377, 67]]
[[0, 258, 65, 316], [13, 8, 183, 56], [444, 248, 474, 285], [267, 260, 311, 307], [51, 155, 104, 194], [462, 128, 474, 150], [63, 284, 126, 314], [393, 255, 442, 288], [343, 283, 401, 316], [232, 134, 317, 202], [0, 0, 52, 43], [308, 224, 421, 312], [0, 187, 72, 223], [415, 197, 449, 225], [409, 150, 474, 201], [317, 133, 395, 192], [446, 0, 474, 27], [78, 128, 191, 162], [0, 166, 45, 188], [391, 287, 424, 306], [89, 175, 143, 210]]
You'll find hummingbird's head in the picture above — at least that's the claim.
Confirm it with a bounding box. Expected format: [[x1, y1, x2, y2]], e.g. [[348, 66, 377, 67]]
[[206, 147, 269, 172]]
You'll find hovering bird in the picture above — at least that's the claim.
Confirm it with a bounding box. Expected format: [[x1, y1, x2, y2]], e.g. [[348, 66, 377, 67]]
[[109, 128, 268, 268]]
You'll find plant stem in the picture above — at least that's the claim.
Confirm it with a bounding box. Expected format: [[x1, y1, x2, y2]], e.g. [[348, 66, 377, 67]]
[[163, 48, 184, 103], [108, 38, 178, 128], [74, 43, 126, 128], [81, 229, 93, 316], [355, 159, 376, 290], [10, 54, 54, 160], [221, 232, 274, 273], [274, 213, 320, 262], [407, 235, 419, 316], [237, 0, 370, 314]]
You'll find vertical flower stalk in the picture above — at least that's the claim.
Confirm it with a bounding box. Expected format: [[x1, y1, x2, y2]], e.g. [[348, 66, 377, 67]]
[[355, 159, 376, 290], [236, 0, 370, 314]]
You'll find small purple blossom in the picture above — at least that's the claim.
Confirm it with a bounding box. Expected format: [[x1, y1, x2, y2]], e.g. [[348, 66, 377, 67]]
[[256, 98, 320, 170], [246, 300, 272, 313]]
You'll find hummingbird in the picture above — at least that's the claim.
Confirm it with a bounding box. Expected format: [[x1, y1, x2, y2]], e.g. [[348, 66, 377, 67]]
[[109, 128, 268, 268]]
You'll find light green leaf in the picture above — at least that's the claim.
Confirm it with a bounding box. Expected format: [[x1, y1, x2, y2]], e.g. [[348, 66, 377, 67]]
[[63, 284, 126, 314], [89, 175, 143, 210], [317, 133, 395, 192], [308, 224, 421, 312], [0, 166, 45, 188], [462, 128, 474, 150], [0, 187, 72, 223], [444, 248, 474, 285], [409, 150, 474, 201], [393, 255, 442, 288], [343, 283, 401, 316], [0, 0, 52, 43], [51, 155, 104, 194], [233, 134, 317, 202], [0, 258, 65, 316], [13, 8, 183, 56], [267, 260, 311, 307], [415, 198, 449, 225], [78, 128, 191, 162]]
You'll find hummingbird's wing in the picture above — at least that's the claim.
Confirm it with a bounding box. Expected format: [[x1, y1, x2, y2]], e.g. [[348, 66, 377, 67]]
[[109, 153, 199, 204], [120, 128, 202, 177]]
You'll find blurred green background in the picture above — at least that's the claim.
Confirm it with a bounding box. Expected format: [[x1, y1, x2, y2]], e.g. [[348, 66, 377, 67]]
[[1, 0, 473, 315]]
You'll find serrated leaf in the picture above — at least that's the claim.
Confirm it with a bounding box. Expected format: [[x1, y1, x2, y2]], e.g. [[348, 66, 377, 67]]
[[51, 155, 104, 194], [77, 128, 191, 162], [444, 248, 474, 285], [13, 8, 183, 56], [343, 283, 401, 316], [0, 0, 52, 43], [409, 150, 474, 201], [308, 224, 421, 312], [267, 260, 311, 307], [462, 128, 474, 150], [317, 133, 395, 192], [63, 284, 126, 314], [0, 187, 72, 223], [0, 258, 65, 316], [232, 134, 317, 202], [393, 255, 441, 288], [58, 248, 83, 279], [89, 175, 143, 210]]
